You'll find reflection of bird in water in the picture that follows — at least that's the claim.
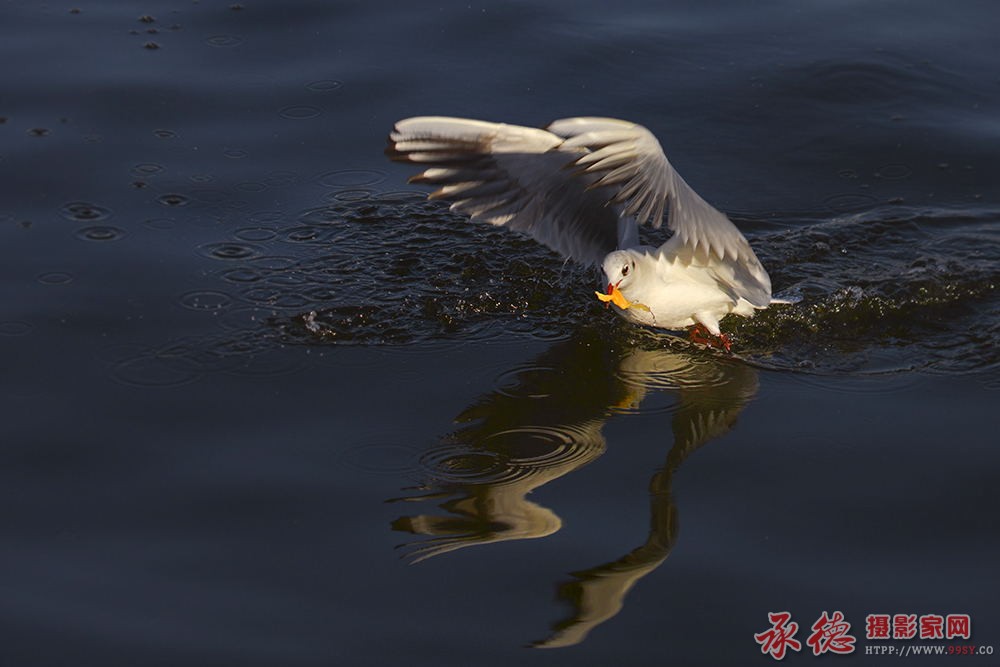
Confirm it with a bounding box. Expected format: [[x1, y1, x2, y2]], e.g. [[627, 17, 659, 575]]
[[389, 327, 759, 647], [534, 346, 758, 648], [391, 329, 625, 562]]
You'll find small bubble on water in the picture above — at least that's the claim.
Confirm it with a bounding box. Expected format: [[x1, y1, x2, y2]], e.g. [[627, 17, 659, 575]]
[[76, 225, 126, 242], [60, 201, 112, 221], [158, 193, 189, 207], [875, 163, 912, 180], [132, 162, 164, 176]]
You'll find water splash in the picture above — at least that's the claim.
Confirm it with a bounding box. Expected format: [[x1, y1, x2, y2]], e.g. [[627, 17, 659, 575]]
[[146, 187, 992, 377]]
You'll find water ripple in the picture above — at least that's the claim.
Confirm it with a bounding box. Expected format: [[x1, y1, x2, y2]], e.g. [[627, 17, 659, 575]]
[[37, 271, 74, 285], [180, 192, 997, 378], [206, 34, 243, 48], [316, 169, 386, 187], [158, 193, 190, 207], [76, 225, 126, 242], [305, 79, 343, 92], [112, 351, 204, 387], [198, 242, 263, 261], [0, 321, 33, 336], [279, 105, 321, 120], [60, 201, 112, 221], [234, 226, 278, 242], [178, 290, 233, 312]]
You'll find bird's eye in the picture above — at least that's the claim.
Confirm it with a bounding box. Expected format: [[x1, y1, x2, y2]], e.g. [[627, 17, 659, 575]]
[[622, 265, 629, 276]]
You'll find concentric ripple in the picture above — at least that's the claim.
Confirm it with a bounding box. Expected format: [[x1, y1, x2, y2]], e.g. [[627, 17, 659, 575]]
[[418, 446, 513, 484], [76, 225, 126, 242], [60, 201, 112, 221], [198, 242, 263, 261], [419, 422, 598, 487]]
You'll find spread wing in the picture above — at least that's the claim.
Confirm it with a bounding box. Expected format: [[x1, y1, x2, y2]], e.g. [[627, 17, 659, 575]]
[[548, 118, 771, 307], [548, 117, 772, 306], [387, 117, 632, 266], [387, 116, 772, 305]]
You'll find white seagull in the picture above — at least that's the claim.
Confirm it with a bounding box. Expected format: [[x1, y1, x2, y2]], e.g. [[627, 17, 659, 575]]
[[386, 116, 781, 351]]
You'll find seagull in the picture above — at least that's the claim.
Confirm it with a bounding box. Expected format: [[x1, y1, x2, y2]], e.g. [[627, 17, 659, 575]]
[[386, 116, 781, 351]]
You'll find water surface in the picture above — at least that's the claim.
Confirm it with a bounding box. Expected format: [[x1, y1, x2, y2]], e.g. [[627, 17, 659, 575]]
[[1, 1, 997, 665]]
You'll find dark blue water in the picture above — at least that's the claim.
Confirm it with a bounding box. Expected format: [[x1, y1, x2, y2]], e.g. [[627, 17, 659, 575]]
[[1, 1, 998, 665]]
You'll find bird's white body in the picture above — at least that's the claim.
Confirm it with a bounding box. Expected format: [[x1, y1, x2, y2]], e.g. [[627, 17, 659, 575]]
[[606, 247, 760, 334], [387, 115, 781, 342]]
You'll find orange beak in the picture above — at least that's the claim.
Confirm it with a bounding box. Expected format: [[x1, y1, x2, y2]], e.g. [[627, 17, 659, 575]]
[[595, 282, 631, 309]]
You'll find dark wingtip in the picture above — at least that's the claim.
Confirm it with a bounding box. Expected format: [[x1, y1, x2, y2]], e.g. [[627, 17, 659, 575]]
[[384, 140, 413, 162]]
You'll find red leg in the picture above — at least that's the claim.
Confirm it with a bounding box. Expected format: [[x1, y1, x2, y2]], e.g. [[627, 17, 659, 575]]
[[687, 324, 733, 353], [687, 323, 711, 345]]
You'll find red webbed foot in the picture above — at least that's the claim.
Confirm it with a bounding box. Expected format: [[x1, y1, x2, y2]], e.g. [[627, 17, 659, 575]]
[[687, 324, 733, 353]]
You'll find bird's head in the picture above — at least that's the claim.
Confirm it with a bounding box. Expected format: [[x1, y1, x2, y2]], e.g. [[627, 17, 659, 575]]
[[595, 251, 640, 309], [601, 250, 637, 296]]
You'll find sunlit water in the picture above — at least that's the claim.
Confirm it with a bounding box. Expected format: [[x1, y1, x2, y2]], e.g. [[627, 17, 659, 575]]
[[1, 1, 997, 665]]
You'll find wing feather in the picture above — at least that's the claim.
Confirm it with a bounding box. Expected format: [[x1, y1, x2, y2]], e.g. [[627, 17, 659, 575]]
[[547, 117, 772, 306], [388, 116, 772, 305], [388, 116, 624, 265]]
